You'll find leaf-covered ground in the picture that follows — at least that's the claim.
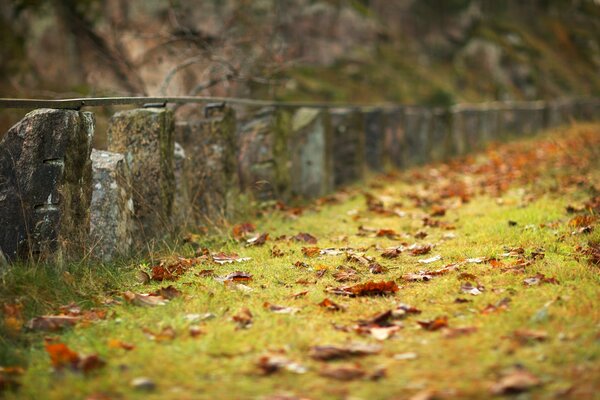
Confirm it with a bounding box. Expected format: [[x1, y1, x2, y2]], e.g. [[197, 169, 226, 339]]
[[1, 124, 600, 400]]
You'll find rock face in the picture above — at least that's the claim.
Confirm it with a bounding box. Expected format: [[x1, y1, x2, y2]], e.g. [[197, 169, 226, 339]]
[[330, 108, 365, 188], [289, 107, 333, 198], [175, 105, 237, 225], [364, 109, 386, 171], [89, 150, 133, 261], [237, 107, 291, 201], [0, 108, 94, 262], [403, 107, 431, 166], [107, 108, 175, 241]]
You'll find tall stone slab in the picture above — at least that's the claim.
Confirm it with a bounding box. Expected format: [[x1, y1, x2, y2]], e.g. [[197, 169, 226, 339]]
[[330, 108, 365, 188], [175, 104, 237, 224], [383, 107, 405, 169], [107, 108, 175, 240], [0, 108, 94, 262], [289, 107, 333, 198], [171, 142, 192, 230], [498, 102, 519, 139], [429, 108, 452, 162], [89, 149, 133, 261], [363, 108, 386, 172], [403, 107, 432, 165], [237, 107, 291, 201]]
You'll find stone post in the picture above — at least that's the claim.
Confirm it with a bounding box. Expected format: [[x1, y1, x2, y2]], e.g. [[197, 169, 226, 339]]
[[363, 108, 386, 172], [89, 149, 133, 261], [0, 108, 94, 262], [383, 107, 404, 169], [403, 107, 432, 166], [429, 108, 452, 162], [237, 107, 291, 201], [289, 107, 333, 199], [174, 104, 237, 225], [329, 108, 365, 188], [107, 108, 175, 240]]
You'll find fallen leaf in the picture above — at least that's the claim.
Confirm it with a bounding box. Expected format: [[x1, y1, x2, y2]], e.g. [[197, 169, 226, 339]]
[[490, 368, 541, 395], [108, 339, 135, 351], [443, 326, 478, 338], [327, 281, 399, 297], [123, 291, 167, 307], [318, 298, 346, 312], [290, 290, 309, 299], [418, 255, 442, 264], [320, 248, 344, 256], [513, 329, 548, 343], [215, 271, 253, 283], [270, 246, 285, 257], [461, 282, 483, 295], [292, 233, 318, 244], [232, 222, 256, 240], [212, 252, 252, 264], [246, 233, 269, 246], [189, 325, 204, 338], [257, 354, 307, 375], [142, 326, 176, 342], [402, 273, 433, 282], [44, 342, 104, 374], [523, 273, 559, 286], [309, 343, 381, 360], [409, 244, 433, 256], [232, 307, 253, 329], [26, 315, 81, 331], [381, 247, 402, 259], [2, 303, 23, 334], [149, 285, 182, 300], [302, 247, 321, 257], [319, 364, 366, 381], [263, 302, 300, 314], [417, 316, 448, 331]]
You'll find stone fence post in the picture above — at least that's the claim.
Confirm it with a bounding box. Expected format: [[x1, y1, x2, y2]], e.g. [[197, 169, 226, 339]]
[[402, 107, 432, 166], [383, 107, 404, 169], [237, 107, 291, 201], [329, 108, 365, 188], [175, 104, 237, 225], [107, 107, 175, 241], [289, 107, 333, 198], [0, 108, 94, 262], [363, 108, 386, 172]]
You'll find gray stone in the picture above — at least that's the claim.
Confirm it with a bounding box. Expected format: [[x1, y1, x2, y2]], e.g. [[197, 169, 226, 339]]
[[403, 107, 431, 166], [236, 107, 290, 201], [363, 108, 386, 171], [428, 108, 452, 162], [0, 108, 94, 262], [329, 108, 365, 188], [89, 149, 133, 261], [175, 105, 237, 225], [107, 108, 175, 240], [171, 142, 192, 230], [289, 107, 333, 198], [383, 108, 404, 169]]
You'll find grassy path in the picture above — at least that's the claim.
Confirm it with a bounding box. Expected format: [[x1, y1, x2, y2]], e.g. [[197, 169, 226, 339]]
[[2, 124, 600, 399]]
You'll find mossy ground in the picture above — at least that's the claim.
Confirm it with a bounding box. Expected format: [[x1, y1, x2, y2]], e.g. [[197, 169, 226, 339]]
[[1, 124, 599, 399]]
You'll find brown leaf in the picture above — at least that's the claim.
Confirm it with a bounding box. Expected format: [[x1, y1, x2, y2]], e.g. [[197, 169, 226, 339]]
[[513, 329, 548, 343], [369, 263, 385, 274], [232, 222, 256, 240], [332, 266, 359, 282], [142, 326, 176, 342], [327, 280, 399, 297], [302, 247, 320, 257], [45, 342, 80, 369], [460, 282, 483, 295], [79, 354, 106, 374], [417, 316, 448, 331], [568, 215, 596, 228], [149, 285, 182, 300], [122, 291, 167, 307], [376, 229, 400, 239], [443, 326, 477, 338], [429, 263, 460, 276], [189, 325, 204, 338], [263, 302, 300, 314], [26, 315, 80, 331], [409, 244, 432, 256], [290, 290, 309, 299], [309, 343, 381, 360], [292, 232, 318, 244], [150, 257, 198, 281], [381, 247, 402, 259], [108, 339, 135, 351], [246, 233, 269, 247], [318, 298, 346, 312], [216, 271, 253, 283], [523, 273, 559, 286], [232, 307, 253, 329], [319, 364, 366, 381], [257, 354, 307, 375], [481, 297, 511, 314], [270, 246, 285, 257], [490, 368, 541, 395]]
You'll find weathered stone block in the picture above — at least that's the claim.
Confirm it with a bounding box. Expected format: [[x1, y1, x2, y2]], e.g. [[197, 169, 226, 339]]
[[171, 142, 192, 230], [289, 107, 333, 198], [497, 103, 519, 139], [89, 149, 133, 261], [403, 107, 432, 165], [175, 105, 237, 224], [429, 108, 452, 162], [330, 108, 365, 188], [363, 108, 386, 171], [107, 108, 174, 240], [0, 108, 94, 262], [237, 107, 290, 201], [383, 107, 404, 169]]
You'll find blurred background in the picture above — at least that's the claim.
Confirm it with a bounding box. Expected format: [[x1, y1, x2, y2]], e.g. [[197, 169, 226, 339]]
[[1, 0, 599, 135]]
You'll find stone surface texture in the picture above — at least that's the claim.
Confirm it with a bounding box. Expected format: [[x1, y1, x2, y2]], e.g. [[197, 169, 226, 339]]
[[330, 108, 365, 188], [237, 107, 290, 201], [89, 149, 133, 261], [0, 108, 94, 262], [107, 107, 174, 240], [289, 107, 333, 198], [364, 109, 385, 171], [383, 108, 404, 169], [175, 105, 237, 225], [403, 107, 431, 166]]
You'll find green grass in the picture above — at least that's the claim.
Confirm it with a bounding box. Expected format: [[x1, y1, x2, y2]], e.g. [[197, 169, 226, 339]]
[[1, 124, 600, 399]]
